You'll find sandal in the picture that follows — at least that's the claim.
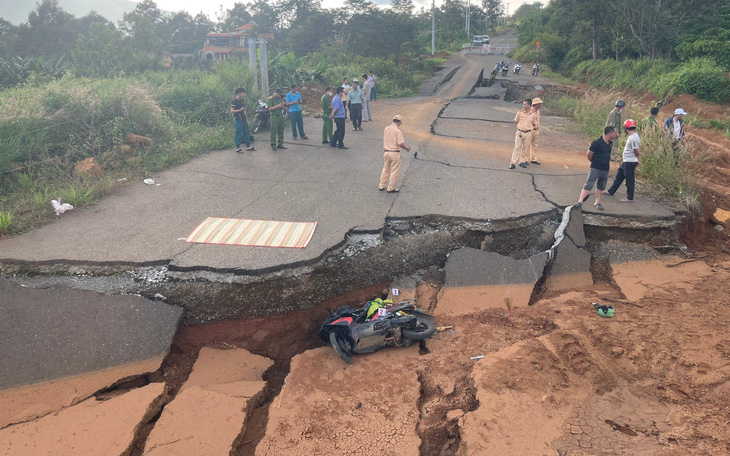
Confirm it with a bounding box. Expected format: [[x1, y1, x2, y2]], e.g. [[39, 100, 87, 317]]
[[246, 147, 255, 151], [594, 303, 614, 318]]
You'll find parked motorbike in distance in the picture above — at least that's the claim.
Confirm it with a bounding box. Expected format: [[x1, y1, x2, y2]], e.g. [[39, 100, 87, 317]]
[[491, 63, 501, 77], [320, 299, 437, 364], [501, 62, 509, 77], [532, 63, 540, 76], [513, 63, 522, 74]]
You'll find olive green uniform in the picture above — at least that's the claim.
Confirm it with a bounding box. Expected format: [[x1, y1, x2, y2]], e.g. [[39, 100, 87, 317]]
[[605, 108, 622, 158], [267, 96, 285, 148], [321, 93, 333, 143]]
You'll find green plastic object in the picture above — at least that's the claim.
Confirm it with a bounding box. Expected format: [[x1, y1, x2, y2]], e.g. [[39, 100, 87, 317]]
[[594, 303, 614, 318]]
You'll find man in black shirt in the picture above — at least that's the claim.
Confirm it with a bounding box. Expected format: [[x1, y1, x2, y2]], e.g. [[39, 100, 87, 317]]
[[230, 87, 254, 152], [574, 126, 618, 211]]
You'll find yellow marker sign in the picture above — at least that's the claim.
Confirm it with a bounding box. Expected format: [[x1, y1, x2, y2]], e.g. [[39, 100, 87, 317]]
[[535, 40, 541, 46]]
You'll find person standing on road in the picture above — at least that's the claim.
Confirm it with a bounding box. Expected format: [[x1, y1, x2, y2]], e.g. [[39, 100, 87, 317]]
[[509, 99, 537, 169], [267, 88, 287, 151], [329, 86, 348, 149], [574, 126, 619, 211], [604, 119, 641, 202], [230, 87, 254, 152], [362, 74, 373, 122], [368, 70, 376, 101], [347, 78, 364, 131], [528, 97, 543, 165], [286, 84, 309, 140], [606, 100, 625, 160], [341, 77, 351, 120], [321, 86, 333, 144], [379, 115, 410, 193]]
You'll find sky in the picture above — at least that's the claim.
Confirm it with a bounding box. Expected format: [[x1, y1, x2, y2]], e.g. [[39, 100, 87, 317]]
[[152, 0, 541, 22]]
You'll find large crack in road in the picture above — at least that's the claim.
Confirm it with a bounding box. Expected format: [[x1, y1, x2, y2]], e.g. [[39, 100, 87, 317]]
[[0, 47, 697, 456]]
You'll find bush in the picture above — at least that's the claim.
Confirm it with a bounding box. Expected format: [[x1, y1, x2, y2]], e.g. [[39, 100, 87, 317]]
[[651, 57, 730, 103]]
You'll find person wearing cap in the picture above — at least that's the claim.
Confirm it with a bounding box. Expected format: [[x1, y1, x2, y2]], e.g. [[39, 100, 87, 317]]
[[510, 99, 537, 169], [379, 115, 410, 193], [321, 86, 333, 144], [329, 86, 348, 149], [286, 84, 309, 140], [606, 100, 625, 160], [347, 78, 364, 131], [573, 125, 619, 211], [362, 73, 373, 122], [267, 88, 287, 151], [529, 97, 543, 165], [604, 119, 641, 202], [664, 108, 687, 141]]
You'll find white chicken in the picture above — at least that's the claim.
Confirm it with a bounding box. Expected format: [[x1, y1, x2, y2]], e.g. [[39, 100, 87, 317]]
[[51, 198, 74, 215]]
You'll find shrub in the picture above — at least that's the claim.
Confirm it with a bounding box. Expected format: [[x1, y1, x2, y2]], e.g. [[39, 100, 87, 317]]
[[651, 57, 730, 103], [0, 210, 13, 233]]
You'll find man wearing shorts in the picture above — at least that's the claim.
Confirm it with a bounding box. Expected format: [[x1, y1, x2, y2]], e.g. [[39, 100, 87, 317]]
[[574, 126, 618, 211]]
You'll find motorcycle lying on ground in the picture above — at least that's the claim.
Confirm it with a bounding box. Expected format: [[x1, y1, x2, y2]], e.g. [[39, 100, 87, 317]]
[[513, 63, 522, 74], [320, 300, 437, 364], [532, 63, 540, 76]]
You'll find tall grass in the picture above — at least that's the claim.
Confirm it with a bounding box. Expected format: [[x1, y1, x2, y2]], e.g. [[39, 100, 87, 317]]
[[0, 60, 259, 235]]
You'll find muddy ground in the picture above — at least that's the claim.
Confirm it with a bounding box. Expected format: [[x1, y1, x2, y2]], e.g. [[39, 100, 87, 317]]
[[4, 250, 729, 455]]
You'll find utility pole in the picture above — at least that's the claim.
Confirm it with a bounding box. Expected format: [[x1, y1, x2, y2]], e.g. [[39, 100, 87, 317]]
[[259, 38, 269, 97], [248, 37, 258, 93], [431, 0, 435, 55], [466, 0, 470, 38]]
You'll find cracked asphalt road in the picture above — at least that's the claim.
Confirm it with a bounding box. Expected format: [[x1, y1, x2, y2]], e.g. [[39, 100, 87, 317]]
[[0, 34, 677, 273]]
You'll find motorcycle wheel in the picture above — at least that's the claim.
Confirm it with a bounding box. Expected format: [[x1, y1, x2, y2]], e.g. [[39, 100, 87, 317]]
[[329, 331, 353, 364], [252, 117, 262, 134], [402, 317, 437, 341]]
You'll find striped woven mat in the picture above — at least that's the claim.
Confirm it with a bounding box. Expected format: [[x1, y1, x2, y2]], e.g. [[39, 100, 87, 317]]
[[186, 217, 317, 248]]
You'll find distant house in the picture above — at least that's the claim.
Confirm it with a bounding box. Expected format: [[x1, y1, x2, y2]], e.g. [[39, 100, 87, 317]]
[[201, 24, 274, 61]]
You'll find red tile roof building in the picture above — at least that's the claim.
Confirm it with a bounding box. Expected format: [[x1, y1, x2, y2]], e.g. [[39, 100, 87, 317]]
[[202, 24, 274, 60]]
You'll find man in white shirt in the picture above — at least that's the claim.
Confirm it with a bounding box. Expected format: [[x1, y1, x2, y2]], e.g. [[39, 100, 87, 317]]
[[604, 119, 641, 202], [341, 77, 351, 120], [362, 73, 373, 122]]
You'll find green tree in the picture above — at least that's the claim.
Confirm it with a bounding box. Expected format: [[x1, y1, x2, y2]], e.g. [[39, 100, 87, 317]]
[[481, 0, 502, 31], [119, 0, 165, 54], [17, 0, 77, 58], [392, 0, 415, 16], [217, 2, 252, 32], [286, 10, 336, 56], [71, 22, 126, 77]]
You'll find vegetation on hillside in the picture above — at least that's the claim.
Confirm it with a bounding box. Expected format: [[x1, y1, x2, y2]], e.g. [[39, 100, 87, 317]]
[[510, 1, 730, 103]]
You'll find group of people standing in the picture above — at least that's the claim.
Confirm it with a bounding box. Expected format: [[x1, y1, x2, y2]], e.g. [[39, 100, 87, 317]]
[[321, 72, 377, 149], [509, 97, 542, 169], [228, 71, 406, 192], [507, 94, 689, 211], [575, 99, 688, 210], [229, 71, 378, 152]]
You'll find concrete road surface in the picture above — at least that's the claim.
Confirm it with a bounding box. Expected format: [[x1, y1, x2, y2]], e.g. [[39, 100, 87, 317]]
[[0, 34, 677, 274]]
